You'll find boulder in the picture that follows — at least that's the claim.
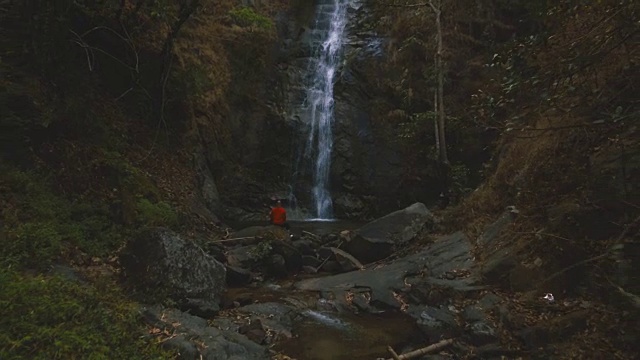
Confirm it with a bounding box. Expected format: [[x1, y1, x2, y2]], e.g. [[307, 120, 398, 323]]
[[465, 321, 499, 346], [266, 254, 287, 277], [141, 305, 268, 360], [226, 265, 252, 287], [408, 305, 460, 342], [344, 202, 434, 263], [271, 241, 303, 272], [318, 247, 364, 272], [120, 228, 226, 315], [296, 232, 482, 313], [226, 245, 259, 269], [236, 302, 296, 343], [291, 239, 315, 256]]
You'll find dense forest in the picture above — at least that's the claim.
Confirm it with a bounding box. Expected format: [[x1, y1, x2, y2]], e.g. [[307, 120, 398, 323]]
[[1, 0, 638, 359]]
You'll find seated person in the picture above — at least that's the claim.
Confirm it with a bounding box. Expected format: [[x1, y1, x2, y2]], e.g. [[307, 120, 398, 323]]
[[269, 200, 290, 230]]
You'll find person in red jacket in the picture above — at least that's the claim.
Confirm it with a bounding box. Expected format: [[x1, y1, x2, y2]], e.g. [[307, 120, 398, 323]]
[[269, 200, 289, 230]]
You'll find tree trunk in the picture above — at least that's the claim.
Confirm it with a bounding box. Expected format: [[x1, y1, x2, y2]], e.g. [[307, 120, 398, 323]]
[[155, 0, 200, 119], [434, 90, 440, 157], [433, 0, 448, 164]]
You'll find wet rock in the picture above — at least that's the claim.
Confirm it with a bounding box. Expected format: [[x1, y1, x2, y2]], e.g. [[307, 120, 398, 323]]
[[319, 247, 364, 272], [239, 318, 267, 344], [332, 247, 365, 271], [297, 232, 480, 312], [226, 265, 252, 287], [465, 321, 498, 346], [120, 228, 226, 314], [182, 298, 220, 318], [344, 202, 434, 263], [333, 193, 366, 219], [409, 305, 459, 341], [237, 302, 295, 342], [141, 305, 268, 360], [351, 292, 375, 312]]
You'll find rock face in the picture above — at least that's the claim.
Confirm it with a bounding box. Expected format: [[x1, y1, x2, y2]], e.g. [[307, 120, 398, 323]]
[[120, 228, 226, 316], [188, 1, 452, 221], [344, 202, 434, 263]]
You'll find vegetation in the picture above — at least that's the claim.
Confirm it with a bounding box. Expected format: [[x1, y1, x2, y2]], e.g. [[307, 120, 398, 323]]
[[365, 2, 638, 355], [0, 269, 173, 359], [0, 0, 637, 358], [0, 0, 281, 357]]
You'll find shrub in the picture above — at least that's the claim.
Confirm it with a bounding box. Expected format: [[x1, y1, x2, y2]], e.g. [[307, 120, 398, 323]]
[[0, 269, 173, 359], [229, 7, 274, 30], [135, 199, 178, 227]]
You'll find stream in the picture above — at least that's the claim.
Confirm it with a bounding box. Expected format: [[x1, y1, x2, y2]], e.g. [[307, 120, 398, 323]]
[[223, 282, 422, 360], [221, 220, 423, 360], [134, 204, 520, 359]]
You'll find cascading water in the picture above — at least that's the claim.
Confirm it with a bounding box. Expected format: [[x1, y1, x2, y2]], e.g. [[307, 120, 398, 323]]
[[296, 0, 351, 220]]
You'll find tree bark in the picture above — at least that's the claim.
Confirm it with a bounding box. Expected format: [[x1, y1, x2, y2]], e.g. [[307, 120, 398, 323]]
[[155, 0, 201, 118], [434, 91, 439, 157], [431, 0, 449, 164], [386, 338, 454, 360]]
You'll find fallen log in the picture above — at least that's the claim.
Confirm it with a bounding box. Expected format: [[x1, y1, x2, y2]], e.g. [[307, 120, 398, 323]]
[[386, 339, 454, 360], [211, 236, 256, 243]]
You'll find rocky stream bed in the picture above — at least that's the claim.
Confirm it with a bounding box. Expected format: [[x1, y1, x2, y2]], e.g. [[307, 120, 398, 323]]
[[119, 203, 613, 359]]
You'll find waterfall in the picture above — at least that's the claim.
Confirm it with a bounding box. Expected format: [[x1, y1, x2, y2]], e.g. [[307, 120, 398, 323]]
[[297, 0, 351, 220]]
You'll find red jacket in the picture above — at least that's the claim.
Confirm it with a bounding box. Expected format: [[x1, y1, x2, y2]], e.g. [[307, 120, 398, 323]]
[[270, 206, 287, 225]]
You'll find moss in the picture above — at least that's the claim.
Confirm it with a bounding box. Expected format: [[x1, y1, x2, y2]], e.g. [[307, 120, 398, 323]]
[[0, 269, 174, 359], [0, 167, 124, 270], [135, 199, 178, 227], [229, 7, 274, 30]]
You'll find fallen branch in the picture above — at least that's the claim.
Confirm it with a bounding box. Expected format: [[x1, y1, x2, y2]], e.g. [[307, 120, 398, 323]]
[[387, 346, 401, 360], [314, 240, 343, 272], [386, 339, 454, 360], [302, 230, 321, 239], [211, 236, 255, 243]]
